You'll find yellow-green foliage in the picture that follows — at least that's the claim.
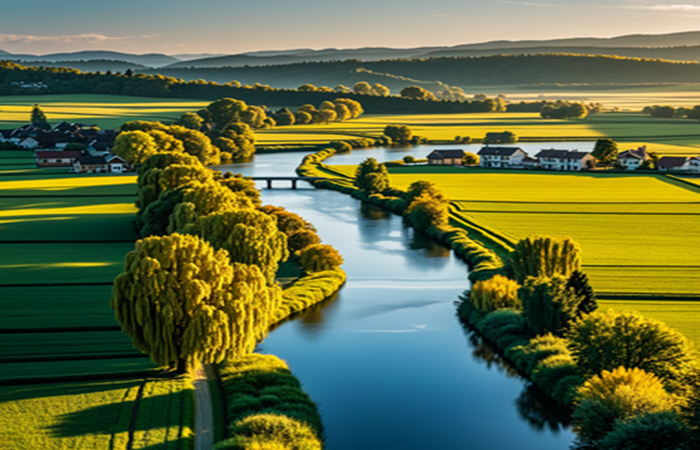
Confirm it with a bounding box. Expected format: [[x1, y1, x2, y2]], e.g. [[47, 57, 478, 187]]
[[469, 275, 521, 312], [298, 243, 344, 273], [568, 309, 694, 383], [274, 268, 347, 323], [573, 367, 678, 442], [510, 235, 582, 284], [214, 354, 323, 450], [181, 209, 289, 285], [111, 233, 280, 370]]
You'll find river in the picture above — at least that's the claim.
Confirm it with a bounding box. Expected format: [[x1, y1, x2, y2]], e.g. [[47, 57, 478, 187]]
[[219, 144, 579, 450]]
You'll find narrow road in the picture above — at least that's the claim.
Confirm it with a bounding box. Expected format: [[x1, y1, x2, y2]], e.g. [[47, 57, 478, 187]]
[[194, 364, 214, 450]]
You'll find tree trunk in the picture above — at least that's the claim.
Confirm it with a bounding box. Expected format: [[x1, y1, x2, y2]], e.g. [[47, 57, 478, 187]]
[[176, 357, 188, 374]]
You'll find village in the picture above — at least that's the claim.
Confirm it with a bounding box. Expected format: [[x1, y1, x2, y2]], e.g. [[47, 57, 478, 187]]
[[427, 145, 700, 172]]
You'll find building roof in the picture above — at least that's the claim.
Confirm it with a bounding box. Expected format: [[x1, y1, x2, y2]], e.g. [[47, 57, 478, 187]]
[[35, 150, 81, 159], [535, 149, 590, 160], [656, 156, 689, 168], [427, 149, 466, 159], [77, 154, 107, 165], [618, 147, 647, 160], [477, 146, 524, 156], [106, 154, 127, 164], [523, 155, 538, 163]]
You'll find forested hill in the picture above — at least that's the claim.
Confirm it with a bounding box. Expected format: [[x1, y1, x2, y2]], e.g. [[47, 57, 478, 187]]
[[146, 54, 700, 90]]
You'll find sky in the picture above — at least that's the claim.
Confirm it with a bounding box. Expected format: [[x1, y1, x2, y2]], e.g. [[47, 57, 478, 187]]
[[1, 0, 699, 55]]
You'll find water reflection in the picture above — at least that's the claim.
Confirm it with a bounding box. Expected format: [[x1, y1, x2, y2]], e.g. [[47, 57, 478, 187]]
[[460, 318, 572, 434]]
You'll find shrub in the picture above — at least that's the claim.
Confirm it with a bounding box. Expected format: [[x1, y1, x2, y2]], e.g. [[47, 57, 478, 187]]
[[519, 275, 583, 336], [531, 353, 578, 393], [510, 236, 582, 284], [214, 414, 322, 450], [354, 158, 389, 193], [597, 412, 689, 450], [567, 309, 694, 383], [507, 333, 570, 374], [573, 367, 678, 442], [299, 244, 344, 273], [403, 155, 416, 164], [406, 193, 449, 231], [287, 229, 321, 254], [478, 308, 527, 338], [469, 275, 521, 312]]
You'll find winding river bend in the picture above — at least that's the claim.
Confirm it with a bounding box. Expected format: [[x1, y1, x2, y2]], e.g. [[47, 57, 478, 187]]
[[220, 144, 585, 450]]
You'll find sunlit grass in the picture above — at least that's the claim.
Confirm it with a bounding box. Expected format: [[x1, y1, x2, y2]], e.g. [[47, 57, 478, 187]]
[[0, 175, 138, 191]]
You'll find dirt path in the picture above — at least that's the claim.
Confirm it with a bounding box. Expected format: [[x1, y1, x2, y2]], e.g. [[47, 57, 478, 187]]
[[194, 364, 214, 450]]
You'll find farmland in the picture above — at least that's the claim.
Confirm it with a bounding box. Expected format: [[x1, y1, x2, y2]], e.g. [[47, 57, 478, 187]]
[[330, 165, 700, 297], [258, 112, 700, 155], [0, 94, 208, 129], [0, 165, 195, 449]]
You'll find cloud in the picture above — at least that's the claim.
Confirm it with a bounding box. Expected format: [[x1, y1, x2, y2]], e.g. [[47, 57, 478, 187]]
[[0, 33, 127, 44], [644, 4, 700, 10]]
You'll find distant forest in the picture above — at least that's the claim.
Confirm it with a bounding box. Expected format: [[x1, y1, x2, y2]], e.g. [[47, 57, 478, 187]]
[[143, 54, 700, 90]]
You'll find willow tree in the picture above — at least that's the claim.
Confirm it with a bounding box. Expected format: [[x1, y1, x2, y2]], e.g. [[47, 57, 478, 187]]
[[510, 236, 582, 284], [176, 209, 288, 285], [111, 233, 280, 373]]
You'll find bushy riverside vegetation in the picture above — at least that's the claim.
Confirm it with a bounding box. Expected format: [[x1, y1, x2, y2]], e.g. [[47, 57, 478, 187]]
[[296, 149, 700, 448], [214, 354, 323, 450]]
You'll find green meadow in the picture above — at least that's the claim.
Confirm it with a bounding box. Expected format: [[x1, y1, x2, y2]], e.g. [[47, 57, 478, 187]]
[[0, 170, 196, 449], [332, 166, 700, 297], [0, 94, 208, 129]]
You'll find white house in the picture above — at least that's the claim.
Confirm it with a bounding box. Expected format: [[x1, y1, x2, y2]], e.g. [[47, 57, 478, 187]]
[[535, 149, 595, 171], [73, 154, 109, 173], [656, 156, 690, 171], [618, 146, 649, 170], [19, 137, 39, 149], [35, 150, 82, 167], [477, 146, 528, 168], [688, 157, 700, 173], [107, 154, 130, 173]]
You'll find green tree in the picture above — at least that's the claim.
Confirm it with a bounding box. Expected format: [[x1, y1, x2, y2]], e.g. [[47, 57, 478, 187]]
[[405, 180, 447, 205], [400, 85, 437, 101], [30, 104, 50, 129], [469, 275, 521, 312], [406, 192, 449, 231], [299, 244, 343, 273], [354, 158, 389, 193], [353, 81, 372, 95], [259, 205, 316, 237], [111, 233, 280, 373], [317, 109, 337, 124], [148, 130, 185, 154], [121, 120, 166, 132], [592, 138, 618, 165], [295, 110, 312, 124], [519, 275, 583, 336], [462, 152, 479, 166], [166, 125, 221, 166], [206, 98, 247, 130], [597, 412, 689, 450], [384, 124, 413, 142], [274, 108, 295, 126], [333, 103, 351, 122], [219, 174, 261, 206], [333, 98, 364, 119], [371, 83, 390, 96], [566, 270, 597, 316], [572, 367, 678, 443], [113, 130, 158, 166], [178, 210, 288, 285], [176, 112, 204, 130], [287, 230, 321, 254], [568, 309, 694, 382], [510, 236, 582, 284]]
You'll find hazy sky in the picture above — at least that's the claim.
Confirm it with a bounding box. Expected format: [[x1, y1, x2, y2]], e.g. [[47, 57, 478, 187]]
[[1, 0, 699, 55]]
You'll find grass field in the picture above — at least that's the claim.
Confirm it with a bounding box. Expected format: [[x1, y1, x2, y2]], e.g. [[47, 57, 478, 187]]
[[258, 112, 700, 155], [328, 165, 700, 296], [0, 94, 208, 129], [0, 376, 193, 450]]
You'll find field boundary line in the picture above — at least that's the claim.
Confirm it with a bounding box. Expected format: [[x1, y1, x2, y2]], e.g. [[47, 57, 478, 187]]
[[127, 380, 147, 450]]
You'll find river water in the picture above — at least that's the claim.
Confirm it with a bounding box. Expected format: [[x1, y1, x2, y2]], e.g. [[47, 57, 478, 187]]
[[219, 144, 578, 450]]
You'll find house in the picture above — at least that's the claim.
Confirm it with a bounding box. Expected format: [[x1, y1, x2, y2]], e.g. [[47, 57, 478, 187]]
[[535, 149, 595, 171], [477, 146, 527, 168], [35, 150, 82, 167], [427, 149, 466, 165], [106, 155, 130, 173], [19, 137, 39, 149], [656, 156, 690, 171], [688, 157, 700, 173], [522, 155, 539, 169], [618, 146, 649, 170], [73, 154, 109, 173]]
